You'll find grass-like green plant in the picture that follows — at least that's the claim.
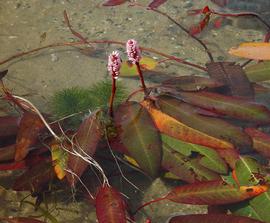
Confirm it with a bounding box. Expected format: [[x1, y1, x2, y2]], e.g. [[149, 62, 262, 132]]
[[51, 78, 127, 127]]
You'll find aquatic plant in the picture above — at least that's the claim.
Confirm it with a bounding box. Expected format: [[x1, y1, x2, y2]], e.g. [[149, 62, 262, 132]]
[[1, 0, 270, 223]]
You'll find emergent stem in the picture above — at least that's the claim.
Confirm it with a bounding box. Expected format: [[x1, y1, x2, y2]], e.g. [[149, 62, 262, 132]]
[[135, 62, 147, 95], [109, 77, 116, 117]]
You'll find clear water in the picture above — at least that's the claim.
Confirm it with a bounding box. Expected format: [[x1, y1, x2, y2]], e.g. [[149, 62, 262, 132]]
[[0, 0, 268, 222]]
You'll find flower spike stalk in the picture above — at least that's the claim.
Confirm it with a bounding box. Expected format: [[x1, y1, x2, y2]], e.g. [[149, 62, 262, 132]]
[[126, 39, 148, 95], [107, 50, 122, 117]]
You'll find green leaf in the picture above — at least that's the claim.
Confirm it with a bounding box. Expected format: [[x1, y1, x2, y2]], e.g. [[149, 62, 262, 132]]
[[162, 142, 220, 183], [162, 134, 228, 174], [157, 95, 251, 150], [168, 214, 265, 223], [120, 57, 158, 77], [245, 61, 270, 82], [229, 156, 270, 223], [114, 101, 162, 177]]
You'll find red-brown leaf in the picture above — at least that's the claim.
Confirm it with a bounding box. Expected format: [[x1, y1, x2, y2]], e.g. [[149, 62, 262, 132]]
[[165, 180, 268, 205], [66, 111, 102, 185], [0, 217, 46, 223], [0, 144, 16, 162], [102, 0, 127, 6], [245, 128, 270, 158], [148, 0, 168, 9], [95, 185, 127, 223], [0, 116, 19, 137], [15, 112, 45, 161], [168, 214, 264, 223]]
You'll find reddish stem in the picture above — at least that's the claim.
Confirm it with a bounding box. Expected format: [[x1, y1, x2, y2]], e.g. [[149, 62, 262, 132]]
[[133, 196, 167, 215], [109, 77, 116, 117], [135, 62, 147, 95]]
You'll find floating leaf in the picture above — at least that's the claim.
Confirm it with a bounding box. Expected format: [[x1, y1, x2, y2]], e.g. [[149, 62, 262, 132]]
[[15, 112, 44, 161], [206, 62, 254, 99], [165, 180, 268, 205], [245, 61, 270, 82], [155, 96, 251, 150], [66, 111, 103, 185], [177, 91, 270, 124], [102, 0, 127, 6], [120, 57, 157, 77], [162, 134, 228, 174], [162, 75, 224, 91], [114, 101, 162, 177], [245, 128, 270, 158], [51, 142, 68, 180], [229, 42, 270, 60], [95, 185, 127, 223], [162, 142, 220, 183], [0, 217, 46, 223], [229, 157, 270, 222], [168, 214, 265, 223]]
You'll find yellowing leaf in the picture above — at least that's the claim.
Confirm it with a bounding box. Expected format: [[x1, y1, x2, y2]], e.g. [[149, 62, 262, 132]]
[[51, 143, 68, 180], [120, 57, 158, 77], [124, 155, 140, 168], [229, 42, 270, 60]]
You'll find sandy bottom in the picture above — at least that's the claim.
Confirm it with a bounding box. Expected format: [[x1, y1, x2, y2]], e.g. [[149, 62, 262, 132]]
[[0, 0, 267, 222]]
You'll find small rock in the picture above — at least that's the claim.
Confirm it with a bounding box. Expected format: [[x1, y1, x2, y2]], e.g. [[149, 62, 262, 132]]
[[50, 53, 59, 62]]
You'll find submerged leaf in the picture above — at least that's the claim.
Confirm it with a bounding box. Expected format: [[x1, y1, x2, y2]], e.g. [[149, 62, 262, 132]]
[[51, 142, 68, 180], [114, 101, 162, 177], [229, 42, 270, 60], [168, 214, 264, 223], [0, 217, 46, 223]]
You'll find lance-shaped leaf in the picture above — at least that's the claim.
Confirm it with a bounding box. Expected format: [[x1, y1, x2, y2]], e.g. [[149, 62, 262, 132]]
[[95, 185, 127, 223], [245, 128, 270, 158], [13, 161, 55, 193], [0, 116, 19, 137], [162, 75, 224, 92], [141, 99, 235, 150], [177, 91, 270, 124], [156, 96, 251, 150], [148, 0, 168, 9], [229, 157, 270, 222], [229, 42, 270, 60], [162, 142, 220, 183], [168, 214, 265, 223], [102, 0, 127, 6], [165, 180, 268, 205], [0, 217, 46, 223], [15, 112, 45, 161], [66, 111, 103, 185], [245, 61, 270, 82], [206, 62, 254, 99], [114, 101, 162, 177], [162, 134, 228, 174]]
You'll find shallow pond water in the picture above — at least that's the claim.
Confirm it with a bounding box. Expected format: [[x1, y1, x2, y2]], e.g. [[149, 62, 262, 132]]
[[0, 0, 268, 222]]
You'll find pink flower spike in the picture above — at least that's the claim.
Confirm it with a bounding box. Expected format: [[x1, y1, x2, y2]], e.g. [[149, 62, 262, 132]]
[[126, 39, 142, 64], [108, 51, 122, 79]]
